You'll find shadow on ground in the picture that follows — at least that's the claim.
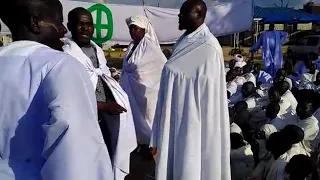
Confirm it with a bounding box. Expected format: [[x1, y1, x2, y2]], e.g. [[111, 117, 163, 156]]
[[125, 149, 155, 180]]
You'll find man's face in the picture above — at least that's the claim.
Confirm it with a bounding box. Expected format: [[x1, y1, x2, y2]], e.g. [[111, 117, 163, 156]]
[[269, 92, 280, 103], [296, 102, 312, 120], [39, 2, 67, 51], [178, 3, 198, 30], [70, 13, 94, 46], [129, 24, 145, 43]]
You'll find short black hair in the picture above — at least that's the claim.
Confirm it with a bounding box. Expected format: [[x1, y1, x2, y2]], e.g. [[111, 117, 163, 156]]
[[68, 7, 91, 25], [184, 0, 207, 19], [0, 0, 61, 33], [266, 103, 280, 114]]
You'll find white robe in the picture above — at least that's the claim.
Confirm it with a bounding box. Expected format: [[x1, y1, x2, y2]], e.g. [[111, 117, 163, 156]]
[[271, 117, 287, 131], [120, 36, 166, 145], [278, 98, 297, 125], [244, 73, 257, 87], [62, 39, 137, 180], [150, 24, 231, 180], [281, 90, 298, 113], [285, 77, 293, 90], [266, 143, 309, 180], [0, 41, 113, 180], [230, 122, 243, 135], [297, 116, 320, 152], [227, 81, 238, 96], [230, 144, 254, 180], [298, 70, 319, 90]]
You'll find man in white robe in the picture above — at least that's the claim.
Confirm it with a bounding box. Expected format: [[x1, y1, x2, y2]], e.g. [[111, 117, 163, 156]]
[[150, 1, 231, 179], [277, 81, 298, 112], [0, 0, 113, 179], [250, 24, 288, 77], [296, 100, 320, 153], [62, 8, 137, 180], [120, 15, 167, 146]]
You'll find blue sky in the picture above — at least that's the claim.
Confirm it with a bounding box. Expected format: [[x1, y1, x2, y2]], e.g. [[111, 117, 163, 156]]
[[78, 0, 319, 8]]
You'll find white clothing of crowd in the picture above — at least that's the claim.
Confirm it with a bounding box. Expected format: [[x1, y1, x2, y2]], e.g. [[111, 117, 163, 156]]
[[226, 55, 320, 180], [0, 1, 231, 179]]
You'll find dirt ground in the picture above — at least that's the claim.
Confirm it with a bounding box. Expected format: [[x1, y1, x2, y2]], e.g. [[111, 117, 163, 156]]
[[105, 46, 289, 69]]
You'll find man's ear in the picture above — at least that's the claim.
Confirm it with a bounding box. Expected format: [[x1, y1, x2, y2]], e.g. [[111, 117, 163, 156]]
[[29, 16, 41, 34]]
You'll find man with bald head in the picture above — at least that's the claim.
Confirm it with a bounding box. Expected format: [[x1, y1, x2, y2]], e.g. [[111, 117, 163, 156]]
[[150, 0, 231, 179], [0, 0, 113, 179]]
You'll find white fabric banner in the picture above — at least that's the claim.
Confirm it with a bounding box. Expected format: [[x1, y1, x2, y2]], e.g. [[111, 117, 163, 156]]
[[0, 0, 253, 45]]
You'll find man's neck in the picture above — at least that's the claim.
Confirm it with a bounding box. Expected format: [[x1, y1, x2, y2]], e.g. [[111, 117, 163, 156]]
[[185, 23, 203, 35]]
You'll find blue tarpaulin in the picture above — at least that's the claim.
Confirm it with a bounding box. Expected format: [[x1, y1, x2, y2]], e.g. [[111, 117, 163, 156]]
[[254, 6, 320, 23]]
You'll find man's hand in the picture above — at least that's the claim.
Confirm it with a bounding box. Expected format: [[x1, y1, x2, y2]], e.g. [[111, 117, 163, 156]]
[[98, 102, 127, 115]]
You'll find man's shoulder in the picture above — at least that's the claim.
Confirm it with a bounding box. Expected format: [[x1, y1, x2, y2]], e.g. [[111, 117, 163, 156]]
[[31, 47, 82, 72]]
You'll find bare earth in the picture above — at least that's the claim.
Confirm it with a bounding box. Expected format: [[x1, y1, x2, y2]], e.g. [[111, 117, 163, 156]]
[[105, 46, 289, 69]]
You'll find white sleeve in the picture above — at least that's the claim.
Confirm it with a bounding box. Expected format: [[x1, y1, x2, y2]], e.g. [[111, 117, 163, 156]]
[[41, 57, 113, 180]]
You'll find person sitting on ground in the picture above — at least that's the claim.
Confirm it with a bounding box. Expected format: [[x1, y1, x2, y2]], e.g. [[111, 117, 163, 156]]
[[265, 132, 293, 180], [230, 81, 259, 107], [268, 87, 296, 124], [230, 107, 242, 135], [230, 133, 255, 180], [284, 154, 316, 180], [296, 100, 319, 153], [276, 81, 298, 112], [266, 103, 285, 131], [226, 59, 236, 73], [250, 124, 277, 180], [234, 66, 247, 86], [298, 62, 319, 90], [311, 72, 320, 92], [295, 55, 318, 80], [252, 63, 273, 86], [234, 54, 247, 68], [281, 125, 310, 158], [226, 69, 238, 98], [233, 101, 252, 138], [243, 64, 256, 87], [275, 68, 293, 90]]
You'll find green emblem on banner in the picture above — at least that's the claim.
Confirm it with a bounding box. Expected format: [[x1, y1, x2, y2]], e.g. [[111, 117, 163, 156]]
[[87, 4, 113, 44]]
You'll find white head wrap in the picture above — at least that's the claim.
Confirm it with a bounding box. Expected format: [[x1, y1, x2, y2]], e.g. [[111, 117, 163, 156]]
[[260, 124, 277, 140], [126, 15, 160, 47], [234, 54, 247, 68]]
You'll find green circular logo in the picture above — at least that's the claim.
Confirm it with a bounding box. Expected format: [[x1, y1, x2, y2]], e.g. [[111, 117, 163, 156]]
[[87, 4, 114, 44]]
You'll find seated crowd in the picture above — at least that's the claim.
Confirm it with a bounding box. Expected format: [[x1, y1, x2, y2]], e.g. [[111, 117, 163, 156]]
[[226, 54, 320, 180]]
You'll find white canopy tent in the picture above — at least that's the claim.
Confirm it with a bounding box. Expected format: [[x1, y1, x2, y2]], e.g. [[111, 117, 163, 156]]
[[0, 0, 253, 45]]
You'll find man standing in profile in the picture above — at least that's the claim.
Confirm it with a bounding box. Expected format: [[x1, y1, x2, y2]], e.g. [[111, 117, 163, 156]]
[[150, 0, 231, 180], [250, 24, 288, 77], [0, 0, 113, 179]]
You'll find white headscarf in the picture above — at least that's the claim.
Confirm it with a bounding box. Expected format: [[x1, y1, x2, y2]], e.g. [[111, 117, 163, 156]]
[[234, 54, 247, 68], [126, 15, 160, 47]]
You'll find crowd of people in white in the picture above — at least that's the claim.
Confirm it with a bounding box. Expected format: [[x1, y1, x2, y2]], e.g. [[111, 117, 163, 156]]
[[226, 52, 320, 179]]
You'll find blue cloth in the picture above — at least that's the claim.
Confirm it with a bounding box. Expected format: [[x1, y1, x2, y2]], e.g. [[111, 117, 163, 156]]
[[250, 30, 288, 77], [257, 70, 273, 84], [295, 61, 309, 80]]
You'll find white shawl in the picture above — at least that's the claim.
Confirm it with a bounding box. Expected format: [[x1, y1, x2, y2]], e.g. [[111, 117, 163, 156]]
[[230, 143, 254, 180], [121, 15, 167, 145], [150, 24, 231, 180], [297, 116, 320, 152], [62, 39, 137, 180]]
